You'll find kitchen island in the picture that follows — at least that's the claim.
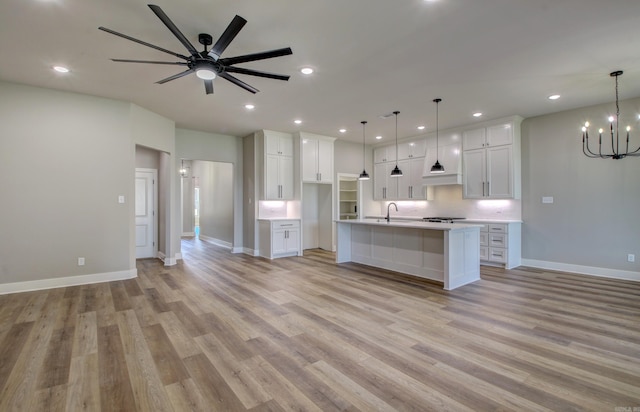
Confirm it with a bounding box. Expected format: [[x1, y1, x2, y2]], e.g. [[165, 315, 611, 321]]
[[336, 219, 481, 290]]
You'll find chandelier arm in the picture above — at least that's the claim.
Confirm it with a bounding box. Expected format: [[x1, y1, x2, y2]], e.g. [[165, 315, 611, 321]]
[[583, 132, 602, 157]]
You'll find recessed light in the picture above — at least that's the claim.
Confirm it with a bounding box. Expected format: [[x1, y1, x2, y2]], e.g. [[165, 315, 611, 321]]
[[339, 128, 346, 133], [417, 126, 425, 130], [300, 67, 313, 75], [294, 119, 302, 124], [548, 94, 560, 100], [473, 112, 483, 118], [245, 104, 255, 110], [53, 66, 69, 73], [375, 135, 382, 140]]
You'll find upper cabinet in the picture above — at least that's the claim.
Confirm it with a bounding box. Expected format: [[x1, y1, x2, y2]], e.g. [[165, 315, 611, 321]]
[[462, 118, 522, 199], [397, 140, 426, 160], [265, 132, 294, 157], [299, 133, 335, 183], [260, 130, 294, 200]]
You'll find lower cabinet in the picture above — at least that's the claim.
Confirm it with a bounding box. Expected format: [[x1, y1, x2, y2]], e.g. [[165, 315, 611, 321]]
[[474, 221, 521, 269], [259, 219, 301, 259]]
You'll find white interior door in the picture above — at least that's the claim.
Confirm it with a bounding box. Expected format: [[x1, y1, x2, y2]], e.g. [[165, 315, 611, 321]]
[[135, 169, 157, 258]]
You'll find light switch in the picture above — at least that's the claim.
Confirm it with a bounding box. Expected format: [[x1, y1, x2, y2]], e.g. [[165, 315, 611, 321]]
[[542, 196, 554, 204], [118, 195, 125, 204]]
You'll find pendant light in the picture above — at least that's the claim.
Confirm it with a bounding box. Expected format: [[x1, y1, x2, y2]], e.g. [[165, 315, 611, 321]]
[[390, 110, 403, 177], [430, 98, 445, 174], [358, 121, 370, 180]]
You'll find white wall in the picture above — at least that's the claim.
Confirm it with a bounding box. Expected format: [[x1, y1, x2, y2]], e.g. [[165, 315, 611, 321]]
[[521, 97, 640, 278]]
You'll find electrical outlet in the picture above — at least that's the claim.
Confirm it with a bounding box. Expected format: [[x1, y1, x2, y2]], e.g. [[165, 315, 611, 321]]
[[78, 257, 85, 266], [628, 254, 635, 263]]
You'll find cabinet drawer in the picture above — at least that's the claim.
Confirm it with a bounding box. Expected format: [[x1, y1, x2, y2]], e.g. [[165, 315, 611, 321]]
[[272, 220, 300, 229], [477, 223, 489, 232], [488, 233, 507, 248], [488, 224, 507, 234], [488, 247, 507, 263], [479, 232, 488, 246]]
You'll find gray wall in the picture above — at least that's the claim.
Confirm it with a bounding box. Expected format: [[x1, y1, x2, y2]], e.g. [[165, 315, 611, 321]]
[[192, 160, 234, 245], [175, 128, 243, 251], [521, 97, 640, 276], [0, 81, 176, 286]]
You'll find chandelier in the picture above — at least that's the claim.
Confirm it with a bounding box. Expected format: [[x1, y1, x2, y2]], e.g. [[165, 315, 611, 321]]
[[582, 70, 640, 159]]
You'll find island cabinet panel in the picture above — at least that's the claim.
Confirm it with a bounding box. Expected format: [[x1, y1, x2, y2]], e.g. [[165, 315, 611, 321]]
[[336, 220, 481, 290]]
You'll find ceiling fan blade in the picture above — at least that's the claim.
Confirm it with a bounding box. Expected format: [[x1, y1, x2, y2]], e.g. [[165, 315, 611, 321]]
[[99, 26, 189, 60], [148, 4, 200, 56], [208, 15, 247, 61], [111, 59, 188, 66], [225, 66, 290, 81], [220, 47, 292, 66], [155, 69, 194, 84], [220, 72, 259, 94], [204, 80, 214, 95]]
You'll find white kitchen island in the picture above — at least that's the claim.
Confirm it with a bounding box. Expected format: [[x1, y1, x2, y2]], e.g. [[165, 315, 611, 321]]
[[336, 219, 482, 290]]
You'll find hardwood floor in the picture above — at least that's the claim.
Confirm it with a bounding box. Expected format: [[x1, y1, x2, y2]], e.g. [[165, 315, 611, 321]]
[[1, 238, 639, 411]]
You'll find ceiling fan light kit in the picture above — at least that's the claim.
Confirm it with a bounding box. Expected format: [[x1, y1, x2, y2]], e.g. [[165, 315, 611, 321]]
[[99, 4, 292, 95]]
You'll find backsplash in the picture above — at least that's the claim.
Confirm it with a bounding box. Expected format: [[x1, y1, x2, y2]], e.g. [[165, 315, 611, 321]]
[[258, 200, 300, 219], [371, 185, 521, 220]]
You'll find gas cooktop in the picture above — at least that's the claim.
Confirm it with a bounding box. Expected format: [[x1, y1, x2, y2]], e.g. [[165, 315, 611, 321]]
[[422, 217, 466, 223]]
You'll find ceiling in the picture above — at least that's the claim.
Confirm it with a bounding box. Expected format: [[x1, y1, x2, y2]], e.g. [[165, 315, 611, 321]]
[[2, 0, 640, 144]]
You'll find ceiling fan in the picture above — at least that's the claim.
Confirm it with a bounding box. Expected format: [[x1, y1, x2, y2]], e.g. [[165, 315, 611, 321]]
[[99, 4, 293, 95]]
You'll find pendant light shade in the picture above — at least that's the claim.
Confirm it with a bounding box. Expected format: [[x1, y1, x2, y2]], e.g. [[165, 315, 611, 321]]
[[430, 98, 445, 174], [390, 111, 403, 177], [358, 121, 370, 180]]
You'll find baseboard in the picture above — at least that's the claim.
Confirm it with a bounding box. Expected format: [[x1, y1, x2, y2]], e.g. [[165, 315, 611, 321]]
[[0, 269, 138, 295], [243, 247, 259, 257], [199, 235, 232, 250], [157, 251, 178, 266], [182, 232, 195, 237], [521, 258, 640, 282], [231, 247, 243, 254]]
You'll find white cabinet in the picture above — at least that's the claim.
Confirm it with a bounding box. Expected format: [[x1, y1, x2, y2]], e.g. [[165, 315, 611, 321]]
[[462, 120, 520, 199], [374, 162, 398, 200], [261, 131, 294, 200], [259, 219, 301, 259], [397, 140, 426, 160], [265, 154, 294, 200], [374, 146, 393, 163], [265, 132, 294, 157], [474, 221, 521, 269], [301, 135, 334, 183], [396, 158, 429, 199]]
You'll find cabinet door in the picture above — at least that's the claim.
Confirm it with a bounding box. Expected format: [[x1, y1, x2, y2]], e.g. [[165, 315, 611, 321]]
[[265, 154, 280, 199], [301, 138, 319, 182], [279, 135, 294, 157], [462, 149, 486, 198], [462, 128, 486, 150], [374, 162, 388, 200], [272, 229, 287, 255], [285, 228, 300, 253], [265, 133, 293, 156], [279, 156, 294, 199], [385, 162, 399, 199], [396, 159, 411, 199], [486, 145, 513, 198], [317, 139, 333, 183], [409, 157, 426, 199], [374, 147, 389, 163], [486, 123, 513, 147]]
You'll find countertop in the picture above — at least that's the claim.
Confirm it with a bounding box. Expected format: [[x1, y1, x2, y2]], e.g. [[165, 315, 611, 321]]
[[336, 218, 482, 231], [364, 216, 522, 224], [257, 217, 301, 221]]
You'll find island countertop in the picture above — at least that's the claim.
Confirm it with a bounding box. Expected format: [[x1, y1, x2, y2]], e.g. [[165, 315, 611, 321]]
[[336, 218, 483, 231]]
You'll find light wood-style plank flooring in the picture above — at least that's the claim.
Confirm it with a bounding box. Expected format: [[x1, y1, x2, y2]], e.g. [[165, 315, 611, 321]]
[[1, 238, 639, 411]]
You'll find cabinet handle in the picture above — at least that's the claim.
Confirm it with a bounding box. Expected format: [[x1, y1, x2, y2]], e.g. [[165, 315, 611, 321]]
[[487, 181, 490, 196], [482, 182, 485, 196], [281, 224, 293, 227]]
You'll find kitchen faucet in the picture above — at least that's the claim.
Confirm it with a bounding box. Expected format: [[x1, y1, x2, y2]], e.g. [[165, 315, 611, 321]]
[[386, 202, 398, 222]]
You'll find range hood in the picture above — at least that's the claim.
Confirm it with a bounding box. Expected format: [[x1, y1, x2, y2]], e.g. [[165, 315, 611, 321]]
[[422, 137, 462, 186]]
